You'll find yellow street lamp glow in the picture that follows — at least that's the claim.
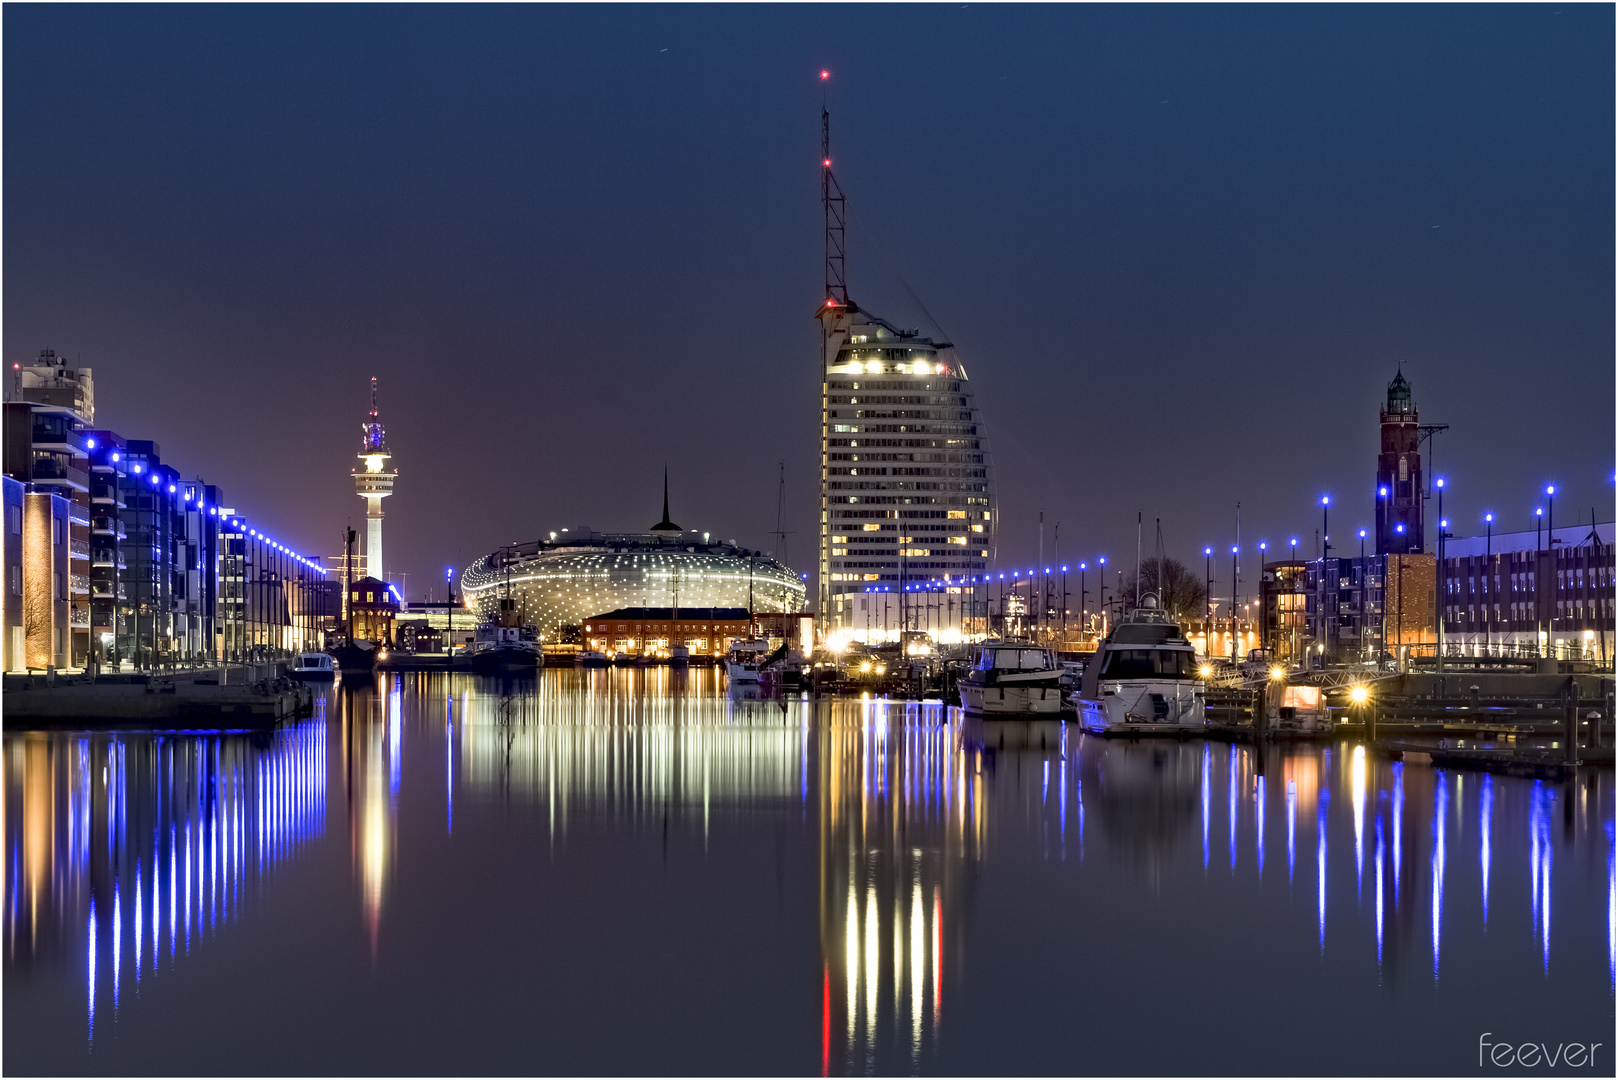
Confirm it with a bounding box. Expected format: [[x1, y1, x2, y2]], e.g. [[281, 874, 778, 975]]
[[1350, 685, 1369, 705], [1269, 665, 1286, 680], [1198, 664, 1213, 678], [859, 660, 871, 673]]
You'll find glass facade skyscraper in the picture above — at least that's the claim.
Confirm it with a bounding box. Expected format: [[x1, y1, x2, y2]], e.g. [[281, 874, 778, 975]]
[[817, 304, 995, 640]]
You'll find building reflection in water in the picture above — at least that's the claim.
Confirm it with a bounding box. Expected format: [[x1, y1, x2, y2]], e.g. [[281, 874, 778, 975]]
[[4, 707, 327, 1043], [7, 673, 1615, 1066]]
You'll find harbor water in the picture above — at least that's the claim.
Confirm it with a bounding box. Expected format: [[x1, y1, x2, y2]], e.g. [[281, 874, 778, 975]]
[[4, 670, 1613, 1075]]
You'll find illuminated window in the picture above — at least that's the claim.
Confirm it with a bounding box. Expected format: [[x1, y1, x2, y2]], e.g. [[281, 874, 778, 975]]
[[862, 523, 881, 532]]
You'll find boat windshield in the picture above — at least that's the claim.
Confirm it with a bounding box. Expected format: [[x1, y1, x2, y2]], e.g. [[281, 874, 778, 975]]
[[983, 648, 1051, 670], [1098, 648, 1199, 680]]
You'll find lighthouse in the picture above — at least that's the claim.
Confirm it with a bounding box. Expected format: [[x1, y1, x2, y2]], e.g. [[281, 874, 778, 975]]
[[352, 377, 397, 580]]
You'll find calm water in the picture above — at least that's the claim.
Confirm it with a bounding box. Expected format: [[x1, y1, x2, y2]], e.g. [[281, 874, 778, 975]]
[[4, 671, 1613, 1076]]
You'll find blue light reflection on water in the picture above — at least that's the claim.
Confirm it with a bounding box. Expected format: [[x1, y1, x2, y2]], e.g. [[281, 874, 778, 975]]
[[3, 678, 1613, 1075]]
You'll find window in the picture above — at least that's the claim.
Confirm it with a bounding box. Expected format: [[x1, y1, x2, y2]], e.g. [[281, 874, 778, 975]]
[[9, 566, 18, 596], [6, 506, 18, 534]]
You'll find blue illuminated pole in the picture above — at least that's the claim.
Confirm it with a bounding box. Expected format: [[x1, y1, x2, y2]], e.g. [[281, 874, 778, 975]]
[[1203, 547, 1212, 653], [1483, 514, 1493, 655]]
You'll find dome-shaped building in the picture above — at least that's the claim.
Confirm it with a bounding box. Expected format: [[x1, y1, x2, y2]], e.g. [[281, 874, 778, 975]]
[[459, 483, 805, 640]]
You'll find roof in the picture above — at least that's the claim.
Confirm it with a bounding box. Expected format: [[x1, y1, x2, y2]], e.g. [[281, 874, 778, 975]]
[[585, 607, 750, 622]]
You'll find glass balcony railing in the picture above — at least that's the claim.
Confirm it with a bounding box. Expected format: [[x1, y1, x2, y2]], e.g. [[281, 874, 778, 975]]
[[30, 457, 89, 490], [70, 539, 91, 559]]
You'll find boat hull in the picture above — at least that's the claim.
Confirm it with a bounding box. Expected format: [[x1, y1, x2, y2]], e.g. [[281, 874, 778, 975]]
[[1075, 682, 1206, 736], [288, 668, 335, 682], [959, 681, 1063, 716], [331, 643, 377, 676], [468, 646, 542, 674]]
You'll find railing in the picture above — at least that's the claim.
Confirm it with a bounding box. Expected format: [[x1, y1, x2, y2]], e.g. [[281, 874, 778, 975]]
[[69, 574, 90, 595], [30, 421, 86, 453], [70, 538, 91, 559], [30, 458, 89, 489], [69, 608, 90, 628]]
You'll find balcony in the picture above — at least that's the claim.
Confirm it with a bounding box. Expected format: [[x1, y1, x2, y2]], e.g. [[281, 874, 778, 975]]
[[30, 419, 87, 455], [69, 573, 91, 595], [70, 538, 91, 560], [29, 456, 89, 492], [91, 517, 127, 538], [70, 608, 90, 628]]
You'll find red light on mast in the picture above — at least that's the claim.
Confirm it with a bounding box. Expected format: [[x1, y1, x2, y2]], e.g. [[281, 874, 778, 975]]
[[820, 70, 829, 80], [822, 158, 831, 167]]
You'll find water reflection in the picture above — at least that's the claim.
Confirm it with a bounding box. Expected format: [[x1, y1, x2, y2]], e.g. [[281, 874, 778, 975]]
[[5, 710, 327, 1045], [4, 675, 1613, 1074]]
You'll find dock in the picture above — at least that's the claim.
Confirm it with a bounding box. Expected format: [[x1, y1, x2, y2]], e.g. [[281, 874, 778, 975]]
[[3, 670, 313, 730]]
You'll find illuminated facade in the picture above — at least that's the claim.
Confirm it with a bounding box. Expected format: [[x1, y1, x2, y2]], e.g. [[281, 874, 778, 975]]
[[817, 308, 995, 640], [352, 378, 396, 581], [460, 529, 805, 641], [1439, 522, 1613, 660]]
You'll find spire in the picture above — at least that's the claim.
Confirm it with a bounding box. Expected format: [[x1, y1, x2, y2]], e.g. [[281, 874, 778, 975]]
[[650, 467, 681, 532], [1386, 367, 1412, 414]]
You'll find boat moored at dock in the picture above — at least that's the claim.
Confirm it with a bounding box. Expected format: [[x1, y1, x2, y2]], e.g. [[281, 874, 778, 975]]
[[1073, 597, 1206, 735], [289, 652, 336, 681], [958, 641, 1063, 716]]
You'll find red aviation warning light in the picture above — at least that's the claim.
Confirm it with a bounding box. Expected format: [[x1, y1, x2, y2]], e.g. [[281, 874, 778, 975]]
[[820, 70, 829, 80], [822, 158, 831, 167]]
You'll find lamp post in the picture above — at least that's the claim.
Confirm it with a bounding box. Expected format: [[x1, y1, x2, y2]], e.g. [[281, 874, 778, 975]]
[[1443, 476, 1456, 670], [1230, 545, 1239, 662], [1395, 522, 1406, 668], [1098, 557, 1107, 638], [1078, 562, 1088, 643], [1534, 506, 1544, 657], [1321, 496, 1332, 663], [1060, 565, 1068, 647], [1545, 485, 1556, 656], [1203, 547, 1213, 656], [1483, 513, 1493, 656], [1358, 529, 1367, 663], [1257, 541, 1267, 654]]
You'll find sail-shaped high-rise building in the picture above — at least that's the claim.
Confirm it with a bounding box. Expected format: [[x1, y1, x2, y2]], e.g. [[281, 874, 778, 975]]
[[815, 109, 994, 642]]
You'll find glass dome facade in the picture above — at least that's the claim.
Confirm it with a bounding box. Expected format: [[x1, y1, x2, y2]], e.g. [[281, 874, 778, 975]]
[[460, 532, 805, 640]]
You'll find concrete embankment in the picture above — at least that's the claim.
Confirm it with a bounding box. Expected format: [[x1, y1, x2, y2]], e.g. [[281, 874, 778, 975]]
[[3, 669, 312, 729]]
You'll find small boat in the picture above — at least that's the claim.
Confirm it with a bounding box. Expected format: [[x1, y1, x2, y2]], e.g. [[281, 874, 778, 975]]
[[288, 651, 335, 681], [331, 639, 378, 676], [669, 644, 690, 667], [958, 640, 1063, 715], [466, 622, 542, 675], [725, 639, 772, 684], [577, 650, 610, 668], [1072, 596, 1207, 736]]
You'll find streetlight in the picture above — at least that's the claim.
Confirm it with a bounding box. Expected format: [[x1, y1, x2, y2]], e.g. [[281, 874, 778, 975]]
[[1098, 557, 1107, 636], [1483, 513, 1493, 655], [1230, 545, 1239, 661], [1358, 529, 1368, 662], [1203, 547, 1213, 655], [1078, 562, 1088, 642], [1545, 485, 1556, 656], [1321, 495, 1330, 558], [1435, 478, 1446, 669]]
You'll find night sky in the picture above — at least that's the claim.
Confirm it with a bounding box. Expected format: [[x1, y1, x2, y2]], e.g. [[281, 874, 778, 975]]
[[6, 4, 1612, 603]]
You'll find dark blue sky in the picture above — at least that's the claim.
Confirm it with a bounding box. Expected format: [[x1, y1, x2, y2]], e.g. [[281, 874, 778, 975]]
[[6, 4, 1612, 601]]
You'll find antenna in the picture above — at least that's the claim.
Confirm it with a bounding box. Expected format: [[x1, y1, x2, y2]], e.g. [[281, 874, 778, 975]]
[[822, 89, 848, 306]]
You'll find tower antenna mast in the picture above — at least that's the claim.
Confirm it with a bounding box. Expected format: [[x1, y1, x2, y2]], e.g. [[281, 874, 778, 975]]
[[822, 75, 847, 307]]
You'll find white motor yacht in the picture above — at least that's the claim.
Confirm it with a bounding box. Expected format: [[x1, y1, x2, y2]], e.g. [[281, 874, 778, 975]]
[[958, 641, 1063, 716], [1073, 596, 1207, 735], [289, 651, 335, 681], [725, 639, 772, 684]]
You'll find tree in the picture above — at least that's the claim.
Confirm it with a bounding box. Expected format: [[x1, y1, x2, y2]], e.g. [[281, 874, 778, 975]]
[[1120, 557, 1208, 626]]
